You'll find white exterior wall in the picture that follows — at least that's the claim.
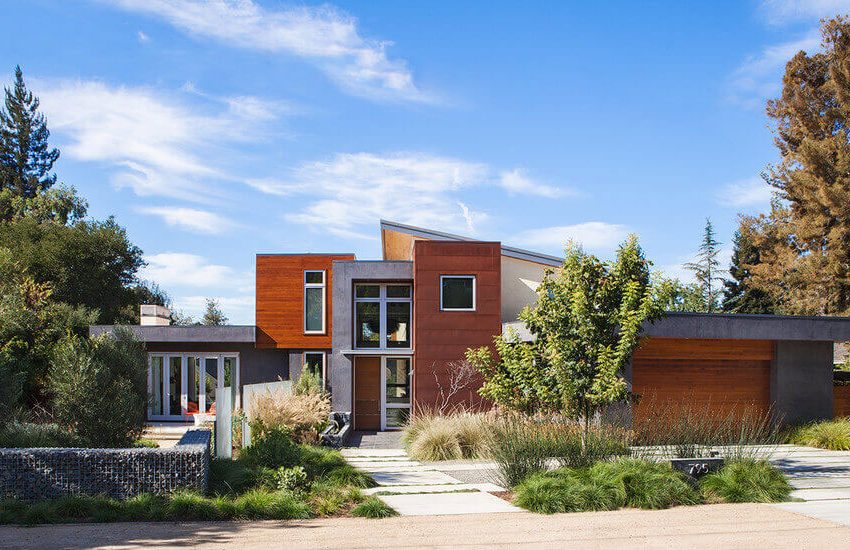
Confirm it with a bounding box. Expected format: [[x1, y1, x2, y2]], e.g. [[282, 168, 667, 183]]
[[500, 256, 550, 322]]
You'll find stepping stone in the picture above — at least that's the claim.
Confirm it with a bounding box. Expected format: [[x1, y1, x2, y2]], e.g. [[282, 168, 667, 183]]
[[370, 470, 463, 486], [790, 477, 850, 489], [345, 461, 421, 469], [773, 499, 850, 526], [363, 482, 506, 495], [341, 449, 406, 458], [377, 491, 524, 516], [790, 488, 850, 501]]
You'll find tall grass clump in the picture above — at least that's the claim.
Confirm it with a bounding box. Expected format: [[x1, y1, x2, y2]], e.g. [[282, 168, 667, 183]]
[[700, 460, 791, 503], [0, 421, 85, 448], [630, 396, 782, 460], [402, 410, 493, 461], [789, 418, 850, 451], [248, 382, 330, 444], [350, 496, 397, 518]]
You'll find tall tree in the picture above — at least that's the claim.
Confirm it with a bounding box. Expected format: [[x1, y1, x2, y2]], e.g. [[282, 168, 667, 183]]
[[202, 298, 228, 326], [684, 218, 724, 312], [467, 236, 661, 446], [745, 17, 850, 315], [722, 226, 775, 314], [0, 66, 86, 223], [655, 276, 706, 312]]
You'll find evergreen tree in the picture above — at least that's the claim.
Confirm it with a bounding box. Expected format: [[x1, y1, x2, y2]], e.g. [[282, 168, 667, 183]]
[[745, 17, 850, 315], [202, 298, 228, 326], [722, 227, 775, 314], [684, 218, 724, 312], [0, 65, 86, 223]]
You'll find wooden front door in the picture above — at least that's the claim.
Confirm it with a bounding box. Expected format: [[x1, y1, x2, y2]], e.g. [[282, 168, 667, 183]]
[[354, 356, 381, 430]]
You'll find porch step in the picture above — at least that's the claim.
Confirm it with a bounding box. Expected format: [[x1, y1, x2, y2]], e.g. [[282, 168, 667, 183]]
[[143, 422, 194, 448]]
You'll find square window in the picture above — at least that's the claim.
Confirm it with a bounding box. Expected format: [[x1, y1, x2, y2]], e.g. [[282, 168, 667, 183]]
[[305, 271, 324, 284], [355, 302, 381, 348], [386, 285, 411, 298], [355, 284, 380, 298], [440, 276, 475, 311], [386, 302, 411, 348]]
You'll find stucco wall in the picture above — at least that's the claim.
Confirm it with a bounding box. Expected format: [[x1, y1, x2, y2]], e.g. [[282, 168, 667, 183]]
[[771, 340, 834, 425], [500, 256, 548, 322]]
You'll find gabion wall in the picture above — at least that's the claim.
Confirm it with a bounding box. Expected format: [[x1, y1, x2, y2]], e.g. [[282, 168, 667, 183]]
[[0, 429, 211, 501]]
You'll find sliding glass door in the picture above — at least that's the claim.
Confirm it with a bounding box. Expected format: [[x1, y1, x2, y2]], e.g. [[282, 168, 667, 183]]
[[148, 353, 239, 421]]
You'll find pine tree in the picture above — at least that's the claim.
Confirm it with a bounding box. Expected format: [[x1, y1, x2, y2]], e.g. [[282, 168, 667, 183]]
[[684, 218, 724, 313], [0, 66, 86, 223], [722, 227, 775, 314], [202, 298, 228, 326], [745, 17, 850, 315]]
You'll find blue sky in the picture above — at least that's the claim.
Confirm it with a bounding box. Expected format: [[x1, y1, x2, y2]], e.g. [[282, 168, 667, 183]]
[[1, 0, 845, 323]]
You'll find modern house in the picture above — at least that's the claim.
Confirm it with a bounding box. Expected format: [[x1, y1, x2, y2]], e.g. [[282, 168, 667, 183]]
[[91, 219, 850, 430]]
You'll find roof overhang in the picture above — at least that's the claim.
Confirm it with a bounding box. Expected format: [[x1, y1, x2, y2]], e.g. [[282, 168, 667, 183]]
[[89, 325, 256, 343], [503, 312, 850, 343], [380, 219, 563, 267]]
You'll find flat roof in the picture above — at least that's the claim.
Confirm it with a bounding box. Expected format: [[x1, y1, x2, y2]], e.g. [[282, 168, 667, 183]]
[[504, 312, 850, 342], [380, 219, 563, 267], [89, 325, 256, 343]]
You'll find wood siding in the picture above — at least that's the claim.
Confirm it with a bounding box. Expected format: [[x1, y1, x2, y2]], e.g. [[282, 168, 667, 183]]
[[632, 338, 773, 423], [255, 254, 354, 349], [412, 240, 501, 410], [354, 356, 381, 430], [835, 385, 850, 418]]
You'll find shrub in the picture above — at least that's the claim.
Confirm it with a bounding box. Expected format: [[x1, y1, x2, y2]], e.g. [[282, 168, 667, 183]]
[[0, 421, 85, 448], [209, 458, 257, 496], [789, 419, 850, 451], [310, 481, 364, 516], [593, 459, 699, 509], [294, 368, 324, 397], [240, 427, 300, 469], [700, 460, 791, 503], [231, 489, 311, 520], [48, 327, 147, 447], [409, 420, 463, 461], [350, 496, 397, 518], [250, 387, 330, 444], [402, 411, 493, 461], [275, 466, 309, 493]]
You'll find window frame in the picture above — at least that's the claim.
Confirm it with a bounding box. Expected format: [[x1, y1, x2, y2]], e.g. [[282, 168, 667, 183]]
[[439, 275, 477, 312], [303, 351, 327, 388], [353, 283, 413, 350], [303, 270, 327, 334], [147, 352, 240, 421]]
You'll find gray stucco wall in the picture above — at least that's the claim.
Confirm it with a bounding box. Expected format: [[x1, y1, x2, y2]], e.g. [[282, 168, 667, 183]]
[[771, 340, 834, 425], [330, 260, 413, 411]]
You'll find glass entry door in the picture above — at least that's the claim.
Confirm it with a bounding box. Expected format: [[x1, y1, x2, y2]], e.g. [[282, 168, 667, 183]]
[[148, 353, 239, 421], [382, 357, 412, 430]]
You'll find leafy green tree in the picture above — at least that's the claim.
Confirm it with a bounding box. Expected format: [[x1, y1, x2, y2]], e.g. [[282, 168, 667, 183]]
[[48, 327, 148, 447], [654, 276, 706, 312], [722, 228, 775, 314], [202, 298, 228, 326], [0, 66, 86, 224], [0, 217, 145, 324], [467, 235, 662, 446], [684, 218, 724, 312]]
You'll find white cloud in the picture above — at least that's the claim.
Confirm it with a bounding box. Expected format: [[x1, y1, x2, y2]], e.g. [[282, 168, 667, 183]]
[[137, 30, 150, 43], [138, 253, 248, 289], [498, 169, 573, 198], [37, 79, 281, 201], [173, 295, 254, 325], [716, 177, 774, 208], [247, 152, 565, 239], [137, 206, 238, 234], [107, 0, 433, 103], [760, 0, 850, 24], [728, 31, 821, 107], [512, 222, 630, 252]]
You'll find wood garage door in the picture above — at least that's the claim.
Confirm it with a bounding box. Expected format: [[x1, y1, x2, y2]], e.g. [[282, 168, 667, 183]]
[[632, 338, 773, 425], [354, 356, 381, 431]]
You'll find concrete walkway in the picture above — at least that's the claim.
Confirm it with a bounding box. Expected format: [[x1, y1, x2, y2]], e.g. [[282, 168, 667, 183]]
[[340, 447, 523, 516]]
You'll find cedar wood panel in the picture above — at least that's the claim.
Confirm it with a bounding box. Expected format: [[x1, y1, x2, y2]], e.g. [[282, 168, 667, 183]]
[[255, 254, 354, 349], [632, 338, 773, 422], [412, 240, 501, 410], [835, 385, 850, 418], [354, 356, 381, 430]]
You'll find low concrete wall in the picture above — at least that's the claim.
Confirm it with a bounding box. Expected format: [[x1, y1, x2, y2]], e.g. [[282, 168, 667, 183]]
[[0, 429, 210, 501]]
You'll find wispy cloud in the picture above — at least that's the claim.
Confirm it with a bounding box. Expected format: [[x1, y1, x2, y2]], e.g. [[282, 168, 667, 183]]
[[106, 0, 434, 103], [137, 206, 238, 234], [175, 294, 254, 324], [247, 152, 570, 239], [498, 169, 574, 198], [37, 79, 282, 202], [139, 253, 251, 290], [137, 30, 150, 43], [716, 177, 774, 208], [759, 0, 850, 25], [511, 222, 630, 252]]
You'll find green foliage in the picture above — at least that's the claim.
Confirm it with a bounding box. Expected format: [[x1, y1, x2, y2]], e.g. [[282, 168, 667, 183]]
[[209, 458, 258, 496], [654, 276, 706, 312], [274, 466, 309, 493], [0, 217, 145, 324], [350, 496, 397, 519], [294, 367, 325, 396], [722, 229, 775, 313], [310, 481, 364, 516], [789, 419, 850, 451], [0, 421, 84, 448], [201, 298, 228, 326], [240, 426, 301, 469], [513, 459, 699, 514], [48, 327, 147, 447], [402, 412, 493, 461], [700, 460, 791, 503], [468, 236, 661, 435], [683, 218, 724, 312]]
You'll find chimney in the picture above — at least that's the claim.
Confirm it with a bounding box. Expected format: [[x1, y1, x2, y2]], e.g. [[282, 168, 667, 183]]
[[140, 304, 171, 326]]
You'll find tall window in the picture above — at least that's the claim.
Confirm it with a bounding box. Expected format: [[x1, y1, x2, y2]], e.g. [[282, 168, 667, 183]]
[[440, 275, 476, 311], [355, 284, 412, 349], [303, 352, 326, 386], [304, 270, 326, 333]]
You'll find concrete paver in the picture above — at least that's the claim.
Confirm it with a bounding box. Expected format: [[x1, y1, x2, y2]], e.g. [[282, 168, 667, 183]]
[[363, 482, 505, 495], [773, 500, 850, 526], [378, 491, 524, 516]]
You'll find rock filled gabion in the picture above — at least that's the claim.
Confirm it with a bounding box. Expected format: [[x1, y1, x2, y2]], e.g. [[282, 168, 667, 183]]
[[0, 429, 210, 501]]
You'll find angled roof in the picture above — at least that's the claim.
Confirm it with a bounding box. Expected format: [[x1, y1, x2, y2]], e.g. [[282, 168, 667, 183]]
[[380, 219, 563, 267]]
